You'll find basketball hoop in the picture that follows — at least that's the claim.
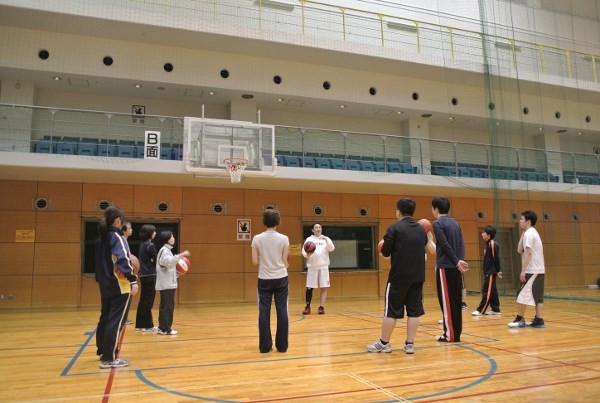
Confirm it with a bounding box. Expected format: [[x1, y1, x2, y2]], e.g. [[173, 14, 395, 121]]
[[224, 158, 248, 183]]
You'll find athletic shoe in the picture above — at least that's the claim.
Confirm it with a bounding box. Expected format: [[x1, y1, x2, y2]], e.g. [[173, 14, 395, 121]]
[[507, 318, 526, 328], [318, 306, 325, 315], [366, 340, 392, 353], [485, 311, 501, 315], [461, 303, 467, 310], [435, 335, 450, 342], [471, 310, 481, 316], [141, 327, 158, 332], [302, 306, 311, 315], [438, 319, 443, 324], [100, 358, 129, 369], [528, 317, 545, 328], [403, 343, 414, 354], [157, 329, 178, 335], [125, 319, 133, 325]]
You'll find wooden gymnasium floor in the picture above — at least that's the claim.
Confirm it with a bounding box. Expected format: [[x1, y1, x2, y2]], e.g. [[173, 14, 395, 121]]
[[1, 291, 599, 402]]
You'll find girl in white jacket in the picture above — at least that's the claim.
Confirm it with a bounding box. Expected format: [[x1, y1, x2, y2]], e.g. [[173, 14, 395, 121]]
[[155, 230, 190, 335], [301, 223, 335, 315]]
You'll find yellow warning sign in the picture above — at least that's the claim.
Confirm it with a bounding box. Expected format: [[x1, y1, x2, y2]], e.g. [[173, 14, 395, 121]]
[[289, 244, 303, 256], [16, 230, 35, 242]]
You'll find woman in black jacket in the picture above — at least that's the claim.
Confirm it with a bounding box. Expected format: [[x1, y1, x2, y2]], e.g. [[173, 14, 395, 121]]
[[135, 224, 158, 332]]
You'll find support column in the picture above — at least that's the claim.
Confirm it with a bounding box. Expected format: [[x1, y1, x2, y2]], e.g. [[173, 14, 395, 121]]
[[0, 80, 36, 152], [402, 118, 431, 174], [535, 132, 563, 180]]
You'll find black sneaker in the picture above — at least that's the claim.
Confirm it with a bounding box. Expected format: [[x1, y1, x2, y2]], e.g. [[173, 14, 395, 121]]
[[461, 302, 467, 310], [528, 317, 545, 328]]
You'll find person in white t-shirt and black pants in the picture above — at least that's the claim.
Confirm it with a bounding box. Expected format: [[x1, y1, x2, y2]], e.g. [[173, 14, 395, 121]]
[[301, 223, 335, 315], [508, 210, 546, 329]]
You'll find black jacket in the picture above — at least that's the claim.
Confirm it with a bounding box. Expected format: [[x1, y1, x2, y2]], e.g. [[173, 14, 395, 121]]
[[95, 227, 137, 296], [381, 216, 427, 283], [482, 239, 500, 276]]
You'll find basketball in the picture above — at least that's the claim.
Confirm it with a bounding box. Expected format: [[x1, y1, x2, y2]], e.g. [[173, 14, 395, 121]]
[[377, 240, 389, 259], [176, 257, 190, 275], [304, 241, 316, 254], [130, 254, 140, 275], [418, 218, 433, 233]]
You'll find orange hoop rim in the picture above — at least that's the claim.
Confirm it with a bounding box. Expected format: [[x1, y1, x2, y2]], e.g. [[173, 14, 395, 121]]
[[223, 157, 248, 183]]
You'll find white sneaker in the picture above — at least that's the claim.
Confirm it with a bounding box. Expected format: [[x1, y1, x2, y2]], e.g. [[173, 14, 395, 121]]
[[366, 339, 392, 353], [438, 319, 443, 324], [403, 343, 414, 354], [99, 358, 129, 369], [157, 329, 178, 335], [471, 310, 481, 316], [485, 311, 501, 315]]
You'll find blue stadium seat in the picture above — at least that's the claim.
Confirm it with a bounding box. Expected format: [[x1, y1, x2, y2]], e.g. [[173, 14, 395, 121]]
[[283, 155, 301, 167], [386, 162, 401, 173], [315, 157, 331, 169], [359, 161, 375, 171], [135, 142, 145, 158], [35, 139, 53, 153], [172, 144, 183, 160], [303, 157, 316, 168], [160, 143, 173, 160], [55, 141, 77, 155], [346, 160, 361, 171], [505, 171, 518, 180], [470, 168, 484, 178], [591, 177, 600, 185], [98, 140, 118, 157], [77, 139, 97, 156], [373, 162, 386, 172], [401, 164, 417, 174], [329, 158, 345, 170], [275, 155, 284, 166], [458, 167, 472, 177]]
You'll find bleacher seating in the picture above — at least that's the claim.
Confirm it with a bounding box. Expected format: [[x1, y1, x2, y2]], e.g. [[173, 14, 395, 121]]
[[303, 157, 316, 168], [387, 162, 401, 173], [346, 160, 361, 171], [283, 155, 301, 167], [78, 139, 97, 156], [315, 157, 331, 169], [359, 161, 375, 171], [98, 140, 118, 157], [160, 143, 173, 160], [329, 158, 345, 170]]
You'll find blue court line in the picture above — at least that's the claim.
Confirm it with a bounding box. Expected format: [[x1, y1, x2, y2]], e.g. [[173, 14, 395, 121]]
[[375, 344, 497, 402], [61, 329, 96, 377]]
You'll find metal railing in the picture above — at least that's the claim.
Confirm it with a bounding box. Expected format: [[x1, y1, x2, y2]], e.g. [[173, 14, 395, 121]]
[[1, 104, 598, 184]]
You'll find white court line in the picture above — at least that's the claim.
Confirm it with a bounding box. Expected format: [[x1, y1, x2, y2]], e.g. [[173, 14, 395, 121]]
[[347, 372, 412, 402]]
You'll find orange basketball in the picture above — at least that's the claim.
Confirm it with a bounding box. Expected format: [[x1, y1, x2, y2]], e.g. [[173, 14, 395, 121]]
[[377, 240, 389, 259], [130, 254, 140, 275], [418, 218, 433, 233], [176, 257, 190, 275]]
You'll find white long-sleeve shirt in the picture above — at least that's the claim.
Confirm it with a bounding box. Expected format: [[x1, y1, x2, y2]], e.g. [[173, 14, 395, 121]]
[[302, 235, 335, 270]]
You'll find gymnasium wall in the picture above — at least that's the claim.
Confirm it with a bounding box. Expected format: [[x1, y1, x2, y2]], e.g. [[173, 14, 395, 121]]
[[0, 179, 598, 309]]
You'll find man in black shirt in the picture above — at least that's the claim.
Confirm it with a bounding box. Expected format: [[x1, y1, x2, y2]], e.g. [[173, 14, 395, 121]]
[[367, 198, 432, 354]]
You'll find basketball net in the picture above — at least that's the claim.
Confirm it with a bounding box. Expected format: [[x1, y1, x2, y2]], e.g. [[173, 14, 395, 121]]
[[224, 158, 248, 183]]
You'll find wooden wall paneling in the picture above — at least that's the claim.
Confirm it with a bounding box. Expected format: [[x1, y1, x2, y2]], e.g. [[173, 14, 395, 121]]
[[378, 267, 388, 296], [37, 182, 83, 211], [542, 221, 582, 244], [133, 185, 182, 215], [243, 273, 258, 303], [191, 243, 245, 274], [340, 271, 379, 297], [580, 222, 600, 244], [33, 243, 81, 275], [449, 197, 477, 221], [542, 201, 576, 222], [413, 196, 436, 221], [182, 187, 245, 215], [582, 265, 600, 286], [0, 180, 37, 211], [475, 197, 494, 222], [497, 198, 521, 224], [582, 246, 600, 267], [544, 242, 583, 266], [287, 271, 306, 301], [81, 183, 134, 214], [545, 264, 585, 287], [0, 211, 36, 243], [80, 275, 101, 306], [0, 243, 34, 275], [325, 271, 343, 299], [301, 192, 342, 219], [517, 200, 544, 220], [35, 212, 81, 243], [377, 195, 397, 219], [0, 275, 33, 308], [31, 274, 81, 307], [578, 202, 600, 223], [276, 214, 303, 245], [243, 190, 302, 217], [378, 218, 395, 239], [179, 273, 245, 303], [181, 215, 240, 244], [340, 194, 379, 218]]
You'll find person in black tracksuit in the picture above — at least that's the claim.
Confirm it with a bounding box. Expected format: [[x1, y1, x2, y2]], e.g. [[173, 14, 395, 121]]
[[135, 224, 158, 331], [95, 206, 139, 369], [473, 226, 502, 315], [432, 196, 468, 343]]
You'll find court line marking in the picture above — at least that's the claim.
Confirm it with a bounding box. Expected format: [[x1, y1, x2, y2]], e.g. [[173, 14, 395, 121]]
[[347, 373, 412, 402]]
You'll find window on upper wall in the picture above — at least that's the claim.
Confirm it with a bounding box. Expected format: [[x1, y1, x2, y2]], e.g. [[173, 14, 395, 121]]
[[301, 224, 377, 271], [82, 220, 180, 275]]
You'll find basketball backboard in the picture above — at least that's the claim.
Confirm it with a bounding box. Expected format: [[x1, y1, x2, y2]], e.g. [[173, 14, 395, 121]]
[[184, 117, 276, 178]]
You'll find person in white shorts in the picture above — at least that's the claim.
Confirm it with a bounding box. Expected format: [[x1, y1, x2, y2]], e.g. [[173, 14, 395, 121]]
[[301, 223, 335, 315]]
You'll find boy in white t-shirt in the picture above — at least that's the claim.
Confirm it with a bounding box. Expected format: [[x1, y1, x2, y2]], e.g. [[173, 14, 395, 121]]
[[301, 223, 335, 315], [508, 210, 546, 329]]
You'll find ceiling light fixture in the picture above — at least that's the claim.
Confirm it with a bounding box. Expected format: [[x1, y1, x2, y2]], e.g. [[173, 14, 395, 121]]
[[208, 91, 215, 95], [52, 76, 62, 81], [339, 104, 346, 109], [277, 98, 284, 102], [134, 84, 142, 88], [396, 111, 402, 115]]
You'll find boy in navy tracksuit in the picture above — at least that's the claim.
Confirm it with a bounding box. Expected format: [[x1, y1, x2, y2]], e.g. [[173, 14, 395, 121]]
[[472, 226, 502, 316], [95, 206, 139, 369]]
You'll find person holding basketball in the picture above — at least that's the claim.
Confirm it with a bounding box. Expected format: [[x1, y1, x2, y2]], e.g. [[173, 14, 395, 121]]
[[367, 198, 429, 354], [155, 230, 190, 336], [432, 196, 468, 343], [251, 209, 290, 353], [508, 211, 546, 328], [301, 223, 335, 315], [95, 206, 139, 369], [135, 224, 158, 332]]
